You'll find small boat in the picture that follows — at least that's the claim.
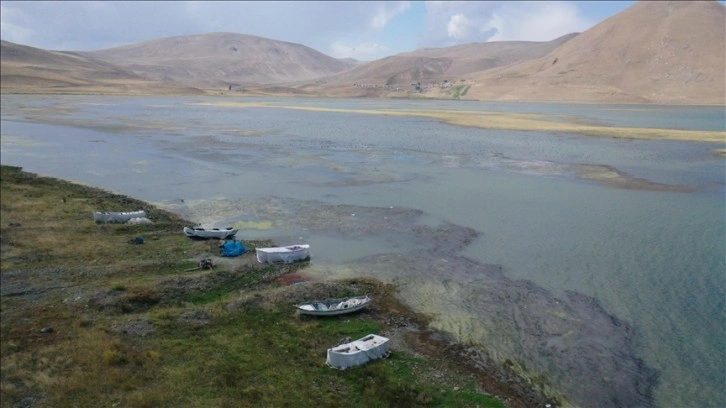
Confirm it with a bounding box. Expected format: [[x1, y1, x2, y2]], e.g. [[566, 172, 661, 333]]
[[326, 334, 390, 369], [296, 295, 371, 316], [93, 210, 147, 223], [183, 226, 238, 240], [256, 244, 310, 264]]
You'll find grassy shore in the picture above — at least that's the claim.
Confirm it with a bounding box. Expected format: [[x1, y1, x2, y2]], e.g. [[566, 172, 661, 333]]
[[0, 166, 555, 408]]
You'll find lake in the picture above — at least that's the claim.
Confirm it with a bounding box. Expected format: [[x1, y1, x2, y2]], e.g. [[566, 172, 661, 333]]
[[1, 94, 724, 407]]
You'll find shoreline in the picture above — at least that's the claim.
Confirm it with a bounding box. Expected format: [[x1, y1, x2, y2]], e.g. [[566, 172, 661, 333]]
[[0, 165, 557, 407], [2, 89, 725, 108]]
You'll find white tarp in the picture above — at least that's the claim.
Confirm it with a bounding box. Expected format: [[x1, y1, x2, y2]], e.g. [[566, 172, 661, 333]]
[[326, 334, 390, 369], [256, 244, 310, 264]]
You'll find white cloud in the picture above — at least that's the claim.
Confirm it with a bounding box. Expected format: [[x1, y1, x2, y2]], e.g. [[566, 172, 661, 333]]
[[1, 1, 602, 59], [485, 2, 591, 42], [424, 1, 593, 47], [0, 4, 34, 45], [424, 1, 498, 46], [371, 1, 411, 29], [446, 14, 473, 40], [330, 41, 389, 60]]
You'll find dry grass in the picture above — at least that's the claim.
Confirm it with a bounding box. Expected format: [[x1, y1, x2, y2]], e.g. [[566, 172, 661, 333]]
[[196, 102, 726, 144]]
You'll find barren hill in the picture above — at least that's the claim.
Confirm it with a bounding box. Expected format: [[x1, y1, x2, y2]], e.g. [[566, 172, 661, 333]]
[[87, 32, 356, 88], [0, 40, 204, 95], [461, 1, 726, 104], [332, 33, 577, 85], [1, 1, 723, 104], [297, 33, 577, 97]]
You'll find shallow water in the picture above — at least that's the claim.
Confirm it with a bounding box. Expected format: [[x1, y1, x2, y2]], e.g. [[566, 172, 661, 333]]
[[1, 94, 724, 407]]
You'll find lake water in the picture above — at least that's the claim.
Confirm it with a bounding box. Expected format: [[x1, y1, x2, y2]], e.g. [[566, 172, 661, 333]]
[[1, 94, 724, 407]]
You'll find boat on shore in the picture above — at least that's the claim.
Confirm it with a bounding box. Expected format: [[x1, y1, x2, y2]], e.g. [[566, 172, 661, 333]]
[[183, 226, 238, 240], [326, 334, 390, 369], [296, 295, 371, 316], [93, 210, 147, 223], [256, 244, 310, 264]]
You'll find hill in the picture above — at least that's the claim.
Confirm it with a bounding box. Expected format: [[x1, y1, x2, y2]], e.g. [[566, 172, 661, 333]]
[[0, 40, 204, 95], [459, 1, 726, 104], [295, 34, 578, 98], [86, 32, 356, 89], [1, 1, 724, 104]]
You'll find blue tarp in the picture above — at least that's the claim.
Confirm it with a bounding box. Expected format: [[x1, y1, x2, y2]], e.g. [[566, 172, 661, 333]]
[[221, 240, 247, 257]]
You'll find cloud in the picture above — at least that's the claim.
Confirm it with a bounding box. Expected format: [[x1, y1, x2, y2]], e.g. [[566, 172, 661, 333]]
[[446, 13, 474, 40], [424, 1, 498, 46], [371, 1, 411, 29], [1, 1, 200, 50], [1, 1, 599, 60], [330, 41, 389, 60], [0, 1, 373, 50], [0, 4, 34, 45], [485, 2, 592, 42], [424, 1, 593, 46]]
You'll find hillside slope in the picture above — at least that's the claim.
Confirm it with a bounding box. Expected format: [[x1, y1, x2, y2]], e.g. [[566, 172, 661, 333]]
[[0, 40, 203, 95], [464, 1, 726, 104], [87, 32, 356, 87], [1, 1, 723, 104], [317, 33, 577, 88]]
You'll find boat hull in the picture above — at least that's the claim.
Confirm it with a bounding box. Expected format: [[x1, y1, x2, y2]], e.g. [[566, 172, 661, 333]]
[[256, 244, 310, 264], [296, 296, 371, 316], [326, 334, 390, 369], [183, 227, 238, 240], [93, 210, 147, 223]]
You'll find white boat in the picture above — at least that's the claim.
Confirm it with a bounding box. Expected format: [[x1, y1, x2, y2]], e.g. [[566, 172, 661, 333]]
[[326, 334, 390, 369], [183, 226, 238, 240], [256, 244, 310, 264], [93, 210, 147, 223], [296, 295, 371, 316]]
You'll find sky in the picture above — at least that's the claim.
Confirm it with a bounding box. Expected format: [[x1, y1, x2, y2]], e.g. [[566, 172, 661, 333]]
[[1, 1, 638, 61]]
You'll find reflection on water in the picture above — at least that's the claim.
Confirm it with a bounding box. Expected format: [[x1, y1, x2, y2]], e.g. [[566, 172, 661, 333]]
[[1, 95, 724, 408]]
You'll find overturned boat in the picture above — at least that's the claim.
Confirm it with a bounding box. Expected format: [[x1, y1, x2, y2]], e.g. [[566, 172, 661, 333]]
[[296, 295, 371, 316], [326, 334, 390, 369], [256, 244, 310, 264], [183, 227, 238, 240], [93, 210, 147, 223]]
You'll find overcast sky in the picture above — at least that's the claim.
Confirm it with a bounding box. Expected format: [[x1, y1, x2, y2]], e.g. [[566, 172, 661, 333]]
[[1, 1, 637, 61]]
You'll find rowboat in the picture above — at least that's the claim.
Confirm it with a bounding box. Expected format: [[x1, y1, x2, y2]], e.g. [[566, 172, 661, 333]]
[[93, 210, 147, 223], [256, 244, 310, 264], [326, 334, 390, 369], [296, 295, 371, 316], [183, 226, 238, 240]]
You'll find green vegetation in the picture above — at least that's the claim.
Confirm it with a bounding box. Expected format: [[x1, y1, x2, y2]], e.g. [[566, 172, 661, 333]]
[[449, 85, 470, 99], [0, 165, 505, 408]]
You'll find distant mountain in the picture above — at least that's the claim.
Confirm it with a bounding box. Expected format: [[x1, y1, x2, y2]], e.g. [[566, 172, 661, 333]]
[[462, 0, 726, 104], [304, 33, 578, 97], [86, 32, 356, 88], [1, 1, 723, 104], [0, 40, 203, 95]]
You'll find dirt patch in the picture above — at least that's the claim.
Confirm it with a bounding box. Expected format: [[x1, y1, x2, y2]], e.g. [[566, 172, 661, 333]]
[[177, 309, 212, 326], [109, 319, 155, 337]]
